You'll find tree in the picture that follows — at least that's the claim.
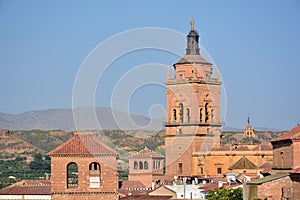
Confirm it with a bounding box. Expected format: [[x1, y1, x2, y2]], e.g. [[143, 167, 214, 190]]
[[206, 187, 243, 200]]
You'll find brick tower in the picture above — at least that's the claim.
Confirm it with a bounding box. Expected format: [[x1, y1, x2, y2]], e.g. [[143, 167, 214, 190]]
[[165, 19, 222, 178], [128, 147, 164, 188], [49, 132, 118, 200]]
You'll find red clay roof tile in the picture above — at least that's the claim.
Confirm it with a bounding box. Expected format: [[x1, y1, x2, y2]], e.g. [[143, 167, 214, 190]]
[[48, 132, 118, 156], [272, 125, 300, 142], [0, 180, 50, 195], [129, 147, 164, 159]]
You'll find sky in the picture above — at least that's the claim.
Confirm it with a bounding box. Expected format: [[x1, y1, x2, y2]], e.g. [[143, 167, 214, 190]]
[[0, 0, 300, 130]]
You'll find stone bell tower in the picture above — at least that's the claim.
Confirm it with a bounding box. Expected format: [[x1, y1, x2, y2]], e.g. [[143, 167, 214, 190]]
[[165, 19, 222, 177]]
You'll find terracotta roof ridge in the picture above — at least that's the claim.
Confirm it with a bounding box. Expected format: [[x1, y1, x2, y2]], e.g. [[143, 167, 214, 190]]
[[48, 132, 118, 156], [48, 134, 78, 155]]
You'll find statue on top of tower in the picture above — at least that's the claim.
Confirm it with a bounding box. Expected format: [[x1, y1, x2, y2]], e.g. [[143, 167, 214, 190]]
[[190, 18, 195, 31]]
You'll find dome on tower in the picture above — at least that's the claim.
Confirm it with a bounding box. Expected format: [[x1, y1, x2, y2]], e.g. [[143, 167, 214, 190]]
[[175, 19, 211, 66]]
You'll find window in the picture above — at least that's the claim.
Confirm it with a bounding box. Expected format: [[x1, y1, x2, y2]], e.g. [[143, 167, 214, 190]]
[[178, 163, 183, 174], [139, 161, 143, 169], [186, 108, 190, 123], [67, 162, 78, 188], [200, 108, 203, 122], [205, 103, 209, 123], [173, 109, 177, 121], [89, 162, 101, 188], [158, 161, 160, 169], [144, 161, 148, 169], [178, 128, 182, 135], [217, 167, 222, 174], [211, 109, 214, 123], [200, 167, 204, 174], [153, 161, 155, 170], [134, 161, 138, 169], [89, 162, 100, 171], [179, 103, 184, 123]]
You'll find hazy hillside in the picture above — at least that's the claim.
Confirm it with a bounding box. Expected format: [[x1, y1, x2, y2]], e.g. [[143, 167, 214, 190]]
[[0, 107, 164, 130]]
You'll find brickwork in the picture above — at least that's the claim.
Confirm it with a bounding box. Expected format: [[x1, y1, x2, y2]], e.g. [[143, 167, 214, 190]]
[[51, 192, 116, 200], [165, 22, 222, 177], [49, 132, 118, 200], [272, 140, 293, 171], [195, 149, 273, 178], [248, 175, 292, 199], [128, 147, 164, 188]]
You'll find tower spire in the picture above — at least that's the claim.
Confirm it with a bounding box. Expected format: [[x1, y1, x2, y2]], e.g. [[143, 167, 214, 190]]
[[186, 19, 200, 55]]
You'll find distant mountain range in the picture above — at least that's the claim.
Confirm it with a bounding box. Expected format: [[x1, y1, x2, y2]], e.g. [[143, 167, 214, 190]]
[[0, 107, 164, 130], [0, 107, 285, 131]]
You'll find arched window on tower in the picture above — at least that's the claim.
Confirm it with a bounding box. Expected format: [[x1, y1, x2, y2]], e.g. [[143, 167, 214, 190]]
[[153, 160, 155, 170], [200, 108, 203, 122], [205, 103, 209, 123], [211, 109, 214, 123], [89, 162, 101, 188], [67, 162, 78, 188], [139, 161, 143, 170], [173, 109, 177, 122], [144, 161, 148, 169], [179, 103, 184, 123], [186, 108, 190, 123], [134, 161, 138, 169]]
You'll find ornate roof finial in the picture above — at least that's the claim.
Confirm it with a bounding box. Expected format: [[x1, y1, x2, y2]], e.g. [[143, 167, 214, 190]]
[[190, 18, 195, 31]]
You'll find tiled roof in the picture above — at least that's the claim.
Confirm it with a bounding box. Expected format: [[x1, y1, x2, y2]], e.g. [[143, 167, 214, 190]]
[[258, 162, 272, 169], [211, 145, 231, 151], [120, 181, 147, 190], [48, 132, 118, 156], [121, 195, 172, 200], [252, 144, 272, 151], [229, 156, 257, 170], [176, 54, 211, 65], [199, 182, 218, 192], [272, 125, 300, 142], [247, 173, 289, 185], [118, 189, 150, 197], [0, 180, 50, 195], [129, 147, 164, 159]]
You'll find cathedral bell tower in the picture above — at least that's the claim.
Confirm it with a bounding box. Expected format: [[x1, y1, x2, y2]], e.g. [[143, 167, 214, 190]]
[[165, 19, 222, 178]]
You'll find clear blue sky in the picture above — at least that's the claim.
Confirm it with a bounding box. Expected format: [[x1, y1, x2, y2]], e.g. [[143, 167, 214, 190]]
[[0, 0, 299, 130]]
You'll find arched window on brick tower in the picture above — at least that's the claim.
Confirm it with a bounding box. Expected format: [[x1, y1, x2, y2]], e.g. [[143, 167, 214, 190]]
[[139, 161, 143, 169], [179, 103, 184, 123], [186, 108, 190, 123], [144, 161, 148, 169], [205, 103, 209, 123], [67, 162, 78, 188], [200, 108, 203, 122], [134, 161, 138, 169], [89, 162, 101, 188], [173, 109, 177, 122], [211, 109, 214, 123]]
